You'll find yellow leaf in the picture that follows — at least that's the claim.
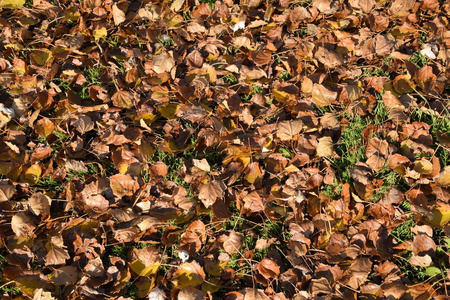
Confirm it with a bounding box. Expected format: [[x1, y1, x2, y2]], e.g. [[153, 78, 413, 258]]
[[201, 277, 221, 293], [5, 43, 24, 50], [63, 7, 80, 21], [426, 203, 450, 227], [137, 113, 157, 125], [118, 163, 129, 174], [172, 262, 206, 289], [272, 89, 293, 103], [31, 49, 53, 66], [130, 247, 161, 277], [165, 13, 184, 28], [23, 164, 41, 185], [204, 259, 226, 277], [437, 166, 450, 187], [413, 159, 433, 175], [130, 260, 160, 277], [35, 117, 55, 138], [135, 277, 156, 298], [1, 0, 25, 9], [158, 103, 179, 119], [244, 162, 262, 185], [222, 145, 251, 168], [93, 27, 107, 41]]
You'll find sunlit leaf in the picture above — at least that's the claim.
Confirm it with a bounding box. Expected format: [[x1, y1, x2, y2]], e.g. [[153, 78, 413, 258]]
[[1, 0, 25, 9]]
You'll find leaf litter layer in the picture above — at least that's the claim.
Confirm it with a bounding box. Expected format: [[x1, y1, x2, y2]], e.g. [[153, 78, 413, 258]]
[[1, 0, 450, 298]]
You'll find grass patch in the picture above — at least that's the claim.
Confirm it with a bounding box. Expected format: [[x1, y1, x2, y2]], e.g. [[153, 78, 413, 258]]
[[333, 115, 367, 183], [79, 66, 106, 99], [0, 284, 21, 297], [409, 52, 429, 68], [278, 71, 292, 81], [36, 176, 64, 194], [199, 0, 217, 9], [391, 215, 414, 243], [222, 74, 238, 85], [321, 180, 342, 199], [410, 105, 450, 167]]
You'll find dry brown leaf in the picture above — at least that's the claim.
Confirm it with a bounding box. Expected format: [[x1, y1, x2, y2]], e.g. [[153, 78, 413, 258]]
[[309, 277, 333, 296], [289, 233, 311, 256], [153, 52, 175, 74], [198, 180, 225, 208], [366, 154, 385, 172], [255, 258, 280, 280], [314, 47, 344, 68], [179, 231, 202, 255], [112, 3, 126, 25], [45, 248, 70, 266], [0, 180, 16, 202], [241, 288, 269, 300], [437, 166, 450, 187], [177, 287, 207, 300], [316, 136, 334, 157], [412, 234, 436, 256], [219, 231, 244, 254], [29, 192, 51, 217], [72, 115, 94, 134], [35, 118, 54, 138], [409, 254, 432, 267], [112, 90, 134, 109], [51, 266, 78, 285], [192, 158, 210, 173], [84, 194, 109, 217], [312, 84, 338, 107], [11, 212, 36, 237], [277, 119, 303, 141], [110, 174, 139, 197]]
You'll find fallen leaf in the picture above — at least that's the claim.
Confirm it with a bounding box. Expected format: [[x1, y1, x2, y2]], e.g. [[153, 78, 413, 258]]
[[29, 192, 51, 217], [172, 261, 206, 288], [153, 52, 175, 74], [177, 286, 207, 300], [0, 180, 16, 202], [33, 288, 56, 300], [412, 234, 436, 256], [110, 174, 139, 197], [35, 118, 55, 138], [277, 119, 303, 141], [312, 84, 338, 107], [198, 180, 224, 208], [316, 136, 334, 157], [112, 3, 126, 25], [11, 212, 36, 237], [437, 166, 450, 187], [112, 90, 134, 109], [219, 231, 244, 254], [409, 254, 432, 267], [255, 258, 280, 282], [0, 0, 25, 8], [130, 247, 161, 277], [30, 49, 53, 66], [93, 27, 107, 41], [425, 202, 450, 227], [51, 266, 78, 285], [45, 248, 70, 266], [23, 164, 42, 185]]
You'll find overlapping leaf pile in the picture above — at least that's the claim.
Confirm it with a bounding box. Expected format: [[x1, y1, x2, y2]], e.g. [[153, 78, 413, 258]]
[[1, 0, 450, 298]]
